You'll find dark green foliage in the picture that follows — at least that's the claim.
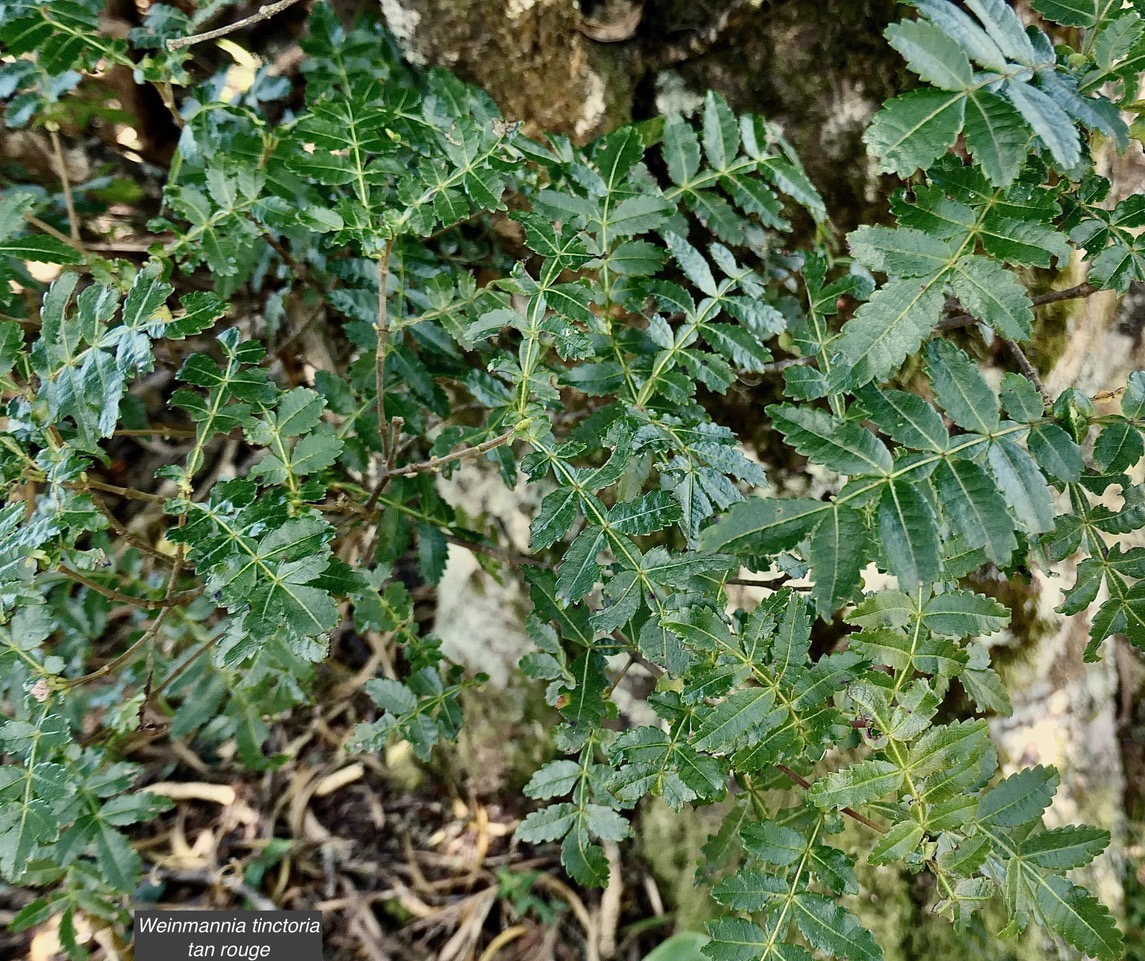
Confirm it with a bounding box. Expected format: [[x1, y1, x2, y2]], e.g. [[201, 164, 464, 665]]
[[2, 1, 1144, 958]]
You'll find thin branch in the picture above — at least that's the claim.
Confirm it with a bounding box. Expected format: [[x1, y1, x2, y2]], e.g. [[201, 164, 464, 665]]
[[248, 214, 331, 303], [1002, 338, 1053, 408], [626, 649, 665, 680], [67, 479, 168, 504], [64, 613, 167, 689], [56, 565, 201, 609], [442, 531, 552, 569], [381, 427, 517, 481], [47, 126, 80, 244], [603, 654, 637, 699], [776, 764, 887, 834], [727, 574, 792, 589], [362, 425, 516, 526], [268, 304, 326, 365], [89, 498, 177, 566], [375, 239, 395, 463], [149, 629, 223, 701], [113, 426, 197, 438], [936, 281, 1100, 332], [759, 355, 814, 374], [1031, 281, 1099, 307], [68, 527, 190, 692], [24, 213, 86, 256], [166, 0, 307, 52]]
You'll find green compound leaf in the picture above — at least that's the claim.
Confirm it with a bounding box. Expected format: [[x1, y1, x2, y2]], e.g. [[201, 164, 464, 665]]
[[768, 405, 892, 476], [1034, 874, 1123, 961], [977, 764, 1059, 827], [867, 819, 924, 866], [963, 89, 1029, 187], [886, 19, 973, 90], [857, 386, 948, 452], [864, 88, 967, 179], [933, 458, 1018, 564], [808, 758, 903, 810], [987, 438, 1055, 535], [948, 256, 1033, 340], [1018, 825, 1110, 869], [829, 279, 947, 391], [793, 893, 884, 961], [808, 505, 866, 618], [926, 339, 999, 434], [1032, 0, 1104, 27], [877, 479, 942, 590]]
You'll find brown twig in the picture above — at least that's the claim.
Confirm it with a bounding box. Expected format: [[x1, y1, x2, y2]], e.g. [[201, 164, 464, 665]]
[[47, 125, 81, 244], [758, 355, 814, 374], [89, 497, 177, 566], [1002, 338, 1053, 408], [442, 532, 551, 569], [166, 0, 307, 51], [252, 218, 329, 301], [56, 564, 200, 609], [776, 764, 887, 834], [727, 574, 793, 589], [113, 426, 197, 438], [149, 629, 224, 701], [381, 427, 517, 481], [24, 213, 86, 256], [63, 614, 166, 689], [936, 282, 1099, 332], [603, 654, 637, 699], [68, 479, 168, 504]]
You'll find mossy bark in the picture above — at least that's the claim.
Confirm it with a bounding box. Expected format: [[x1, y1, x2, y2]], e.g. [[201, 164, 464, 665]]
[[377, 0, 636, 141], [376, 0, 902, 232]]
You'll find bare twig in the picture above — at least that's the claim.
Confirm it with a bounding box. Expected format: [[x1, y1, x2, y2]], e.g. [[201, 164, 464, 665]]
[[24, 213, 85, 255], [380, 427, 517, 481], [759, 355, 814, 374], [359, 426, 516, 558], [603, 654, 637, 699], [777, 764, 887, 834], [251, 216, 329, 301], [375, 239, 395, 464], [149, 629, 224, 701], [1031, 281, 1099, 307], [63, 614, 166, 689], [936, 282, 1100, 332], [727, 574, 793, 589], [67, 479, 168, 504], [1003, 337, 1053, 408], [47, 126, 80, 244], [56, 565, 200, 608], [166, 0, 307, 52], [442, 532, 551, 569], [113, 426, 197, 438], [630, 652, 666, 679], [89, 497, 177, 566]]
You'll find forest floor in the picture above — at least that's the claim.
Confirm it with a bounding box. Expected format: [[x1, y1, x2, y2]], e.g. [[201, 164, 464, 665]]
[[2, 659, 682, 961]]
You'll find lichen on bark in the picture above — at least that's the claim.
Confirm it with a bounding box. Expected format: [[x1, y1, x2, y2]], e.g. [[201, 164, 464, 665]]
[[378, 0, 637, 141]]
